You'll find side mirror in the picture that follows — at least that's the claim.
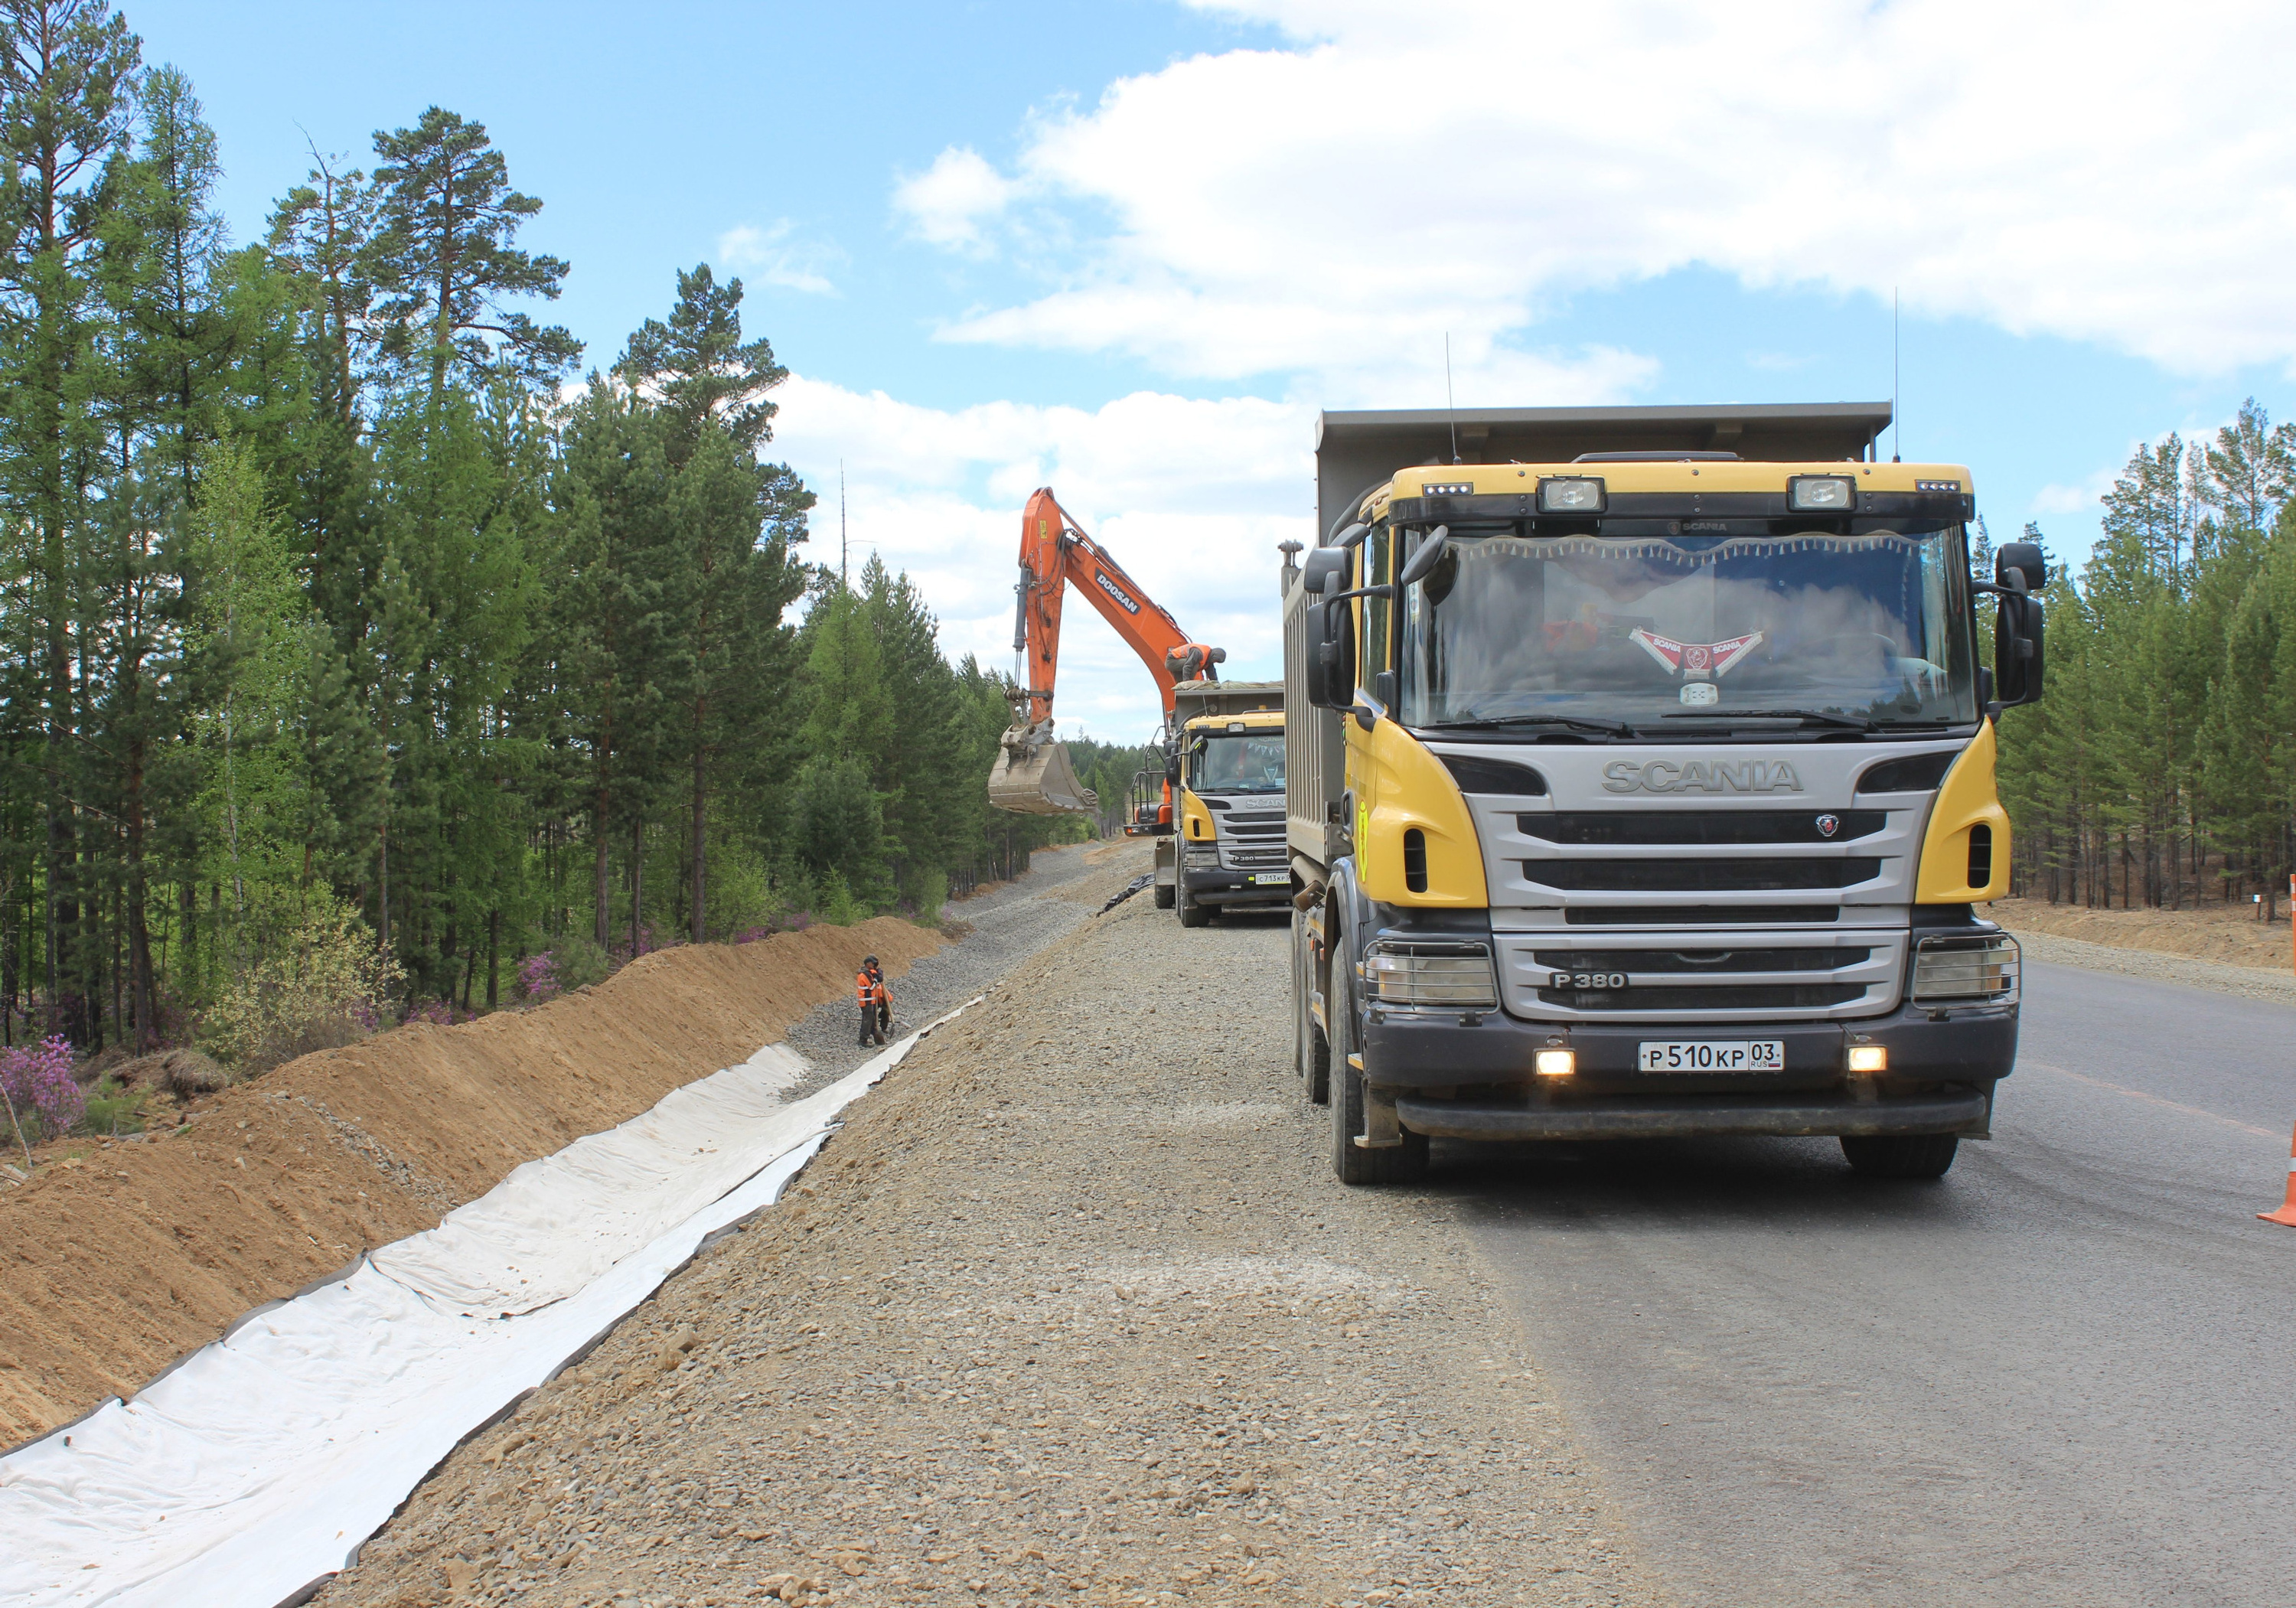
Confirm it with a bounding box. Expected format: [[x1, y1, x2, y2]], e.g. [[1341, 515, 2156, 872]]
[[1994, 592, 2045, 708], [1301, 550, 1349, 595], [1303, 595, 1355, 710], [1397, 524, 1450, 589], [1996, 541, 2047, 595]]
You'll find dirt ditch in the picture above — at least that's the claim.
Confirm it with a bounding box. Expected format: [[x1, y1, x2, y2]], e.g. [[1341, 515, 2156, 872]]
[[317, 845, 1665, 1608], [0, 916, 944, 1447]]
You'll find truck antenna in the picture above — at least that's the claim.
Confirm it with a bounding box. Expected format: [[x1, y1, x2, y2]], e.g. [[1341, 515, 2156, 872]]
[[1892, 289, 1901, 463], [1445, 334, 1460, 465]]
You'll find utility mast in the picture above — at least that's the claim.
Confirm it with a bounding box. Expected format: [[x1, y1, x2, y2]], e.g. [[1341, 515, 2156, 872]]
[[840, 460, 849, 589]]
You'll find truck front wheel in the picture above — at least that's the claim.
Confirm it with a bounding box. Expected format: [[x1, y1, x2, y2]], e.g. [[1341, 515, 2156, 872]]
[[1840, 1133, 1959, 1179], [1154, 883, 1176, 908], [1331, 960, 1429, 1186], [1177, 877, 1212, 928]]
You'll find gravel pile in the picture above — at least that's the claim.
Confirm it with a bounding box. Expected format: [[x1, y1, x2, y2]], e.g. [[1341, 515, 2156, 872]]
[[2015, 928, 2296, 1006], [318, 841, 1661, 1608], [777, 845, 1109, 1095]]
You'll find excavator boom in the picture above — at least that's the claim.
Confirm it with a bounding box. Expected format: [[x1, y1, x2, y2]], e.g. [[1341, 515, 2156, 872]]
[[987, 487, 1225, 816]]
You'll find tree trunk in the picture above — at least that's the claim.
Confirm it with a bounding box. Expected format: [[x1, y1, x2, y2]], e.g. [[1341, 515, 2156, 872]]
[[630, 816, 644, 956], [486, 908, 499, 1010], [690, 720, 706, 944], [593, 796, 611, 949]]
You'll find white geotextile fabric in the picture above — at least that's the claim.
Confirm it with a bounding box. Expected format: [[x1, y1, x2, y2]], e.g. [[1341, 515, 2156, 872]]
[[369, 1042, 810, 1314], [0, 1013, 960, 1608]]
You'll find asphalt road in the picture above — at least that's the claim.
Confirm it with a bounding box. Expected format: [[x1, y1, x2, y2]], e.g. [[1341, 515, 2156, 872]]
[[1449, 958, 2296, 1607]]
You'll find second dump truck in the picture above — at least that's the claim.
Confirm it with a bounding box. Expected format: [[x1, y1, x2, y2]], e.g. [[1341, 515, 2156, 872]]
[[1283, 403, 2043, 1185], [1163, 678, 1289, 925]]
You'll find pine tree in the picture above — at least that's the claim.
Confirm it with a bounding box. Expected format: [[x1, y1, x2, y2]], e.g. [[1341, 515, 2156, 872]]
[[365, 106, 578, 399]]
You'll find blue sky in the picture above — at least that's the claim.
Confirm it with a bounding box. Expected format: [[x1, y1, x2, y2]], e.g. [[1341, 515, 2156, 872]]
[[132, 0, 2296, 743]]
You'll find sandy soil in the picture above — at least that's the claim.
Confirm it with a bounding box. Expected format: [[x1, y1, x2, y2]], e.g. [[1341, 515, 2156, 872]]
[[1986, 895, 2296, 970], [0, 917, 942, 1448], [318, 846, 1665, 1608]]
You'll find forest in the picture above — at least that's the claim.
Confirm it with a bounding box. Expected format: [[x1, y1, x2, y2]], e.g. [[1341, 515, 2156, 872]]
[[0, 0, 1142, 1071], [1992, 399, 2296, 915]]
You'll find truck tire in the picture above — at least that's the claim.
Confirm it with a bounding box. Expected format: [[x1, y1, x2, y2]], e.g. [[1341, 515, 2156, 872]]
[[1154, 883, 1175, 908], [1331, 958, 1429, 1186], [1293, 914, 1330, 1105], [1177, 877, 1212, 928], [1840, 1133, 1959, 1179]]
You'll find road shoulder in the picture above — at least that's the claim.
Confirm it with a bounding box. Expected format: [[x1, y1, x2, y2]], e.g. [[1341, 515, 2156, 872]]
[[320, 847, 1667, 1608]]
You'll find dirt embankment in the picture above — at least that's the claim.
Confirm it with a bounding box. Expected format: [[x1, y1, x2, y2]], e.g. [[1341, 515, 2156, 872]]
[[1987, 895, 2296, 970], [319, 848, 1663, 1608], [0, 918, 941, 1448]]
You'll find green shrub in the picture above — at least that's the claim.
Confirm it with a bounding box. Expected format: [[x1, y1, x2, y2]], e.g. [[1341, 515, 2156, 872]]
[[544, 930, 616, 991], [78, 1075, 145, 1136], [200, 895, 403, 1073], [816, 869, 863, 926]]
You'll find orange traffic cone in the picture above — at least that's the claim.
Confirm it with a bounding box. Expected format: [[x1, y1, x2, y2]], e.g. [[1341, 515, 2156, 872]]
[[2261, 1123, 2296, 1227]]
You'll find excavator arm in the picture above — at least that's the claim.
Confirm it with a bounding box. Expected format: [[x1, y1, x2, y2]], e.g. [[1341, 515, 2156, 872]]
[[988, 487, 1226, 816]]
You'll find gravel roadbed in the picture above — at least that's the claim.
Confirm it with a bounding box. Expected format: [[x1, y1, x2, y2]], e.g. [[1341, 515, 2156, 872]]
[[2014, 928, 2296, 1006], [318, 843, 1662, 1608]]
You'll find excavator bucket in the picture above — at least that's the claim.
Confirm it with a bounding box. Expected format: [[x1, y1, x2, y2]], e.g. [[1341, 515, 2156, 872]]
[[988, 725, 1100, 816]]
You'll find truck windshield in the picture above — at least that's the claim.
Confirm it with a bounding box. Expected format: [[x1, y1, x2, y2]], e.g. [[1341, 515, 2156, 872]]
[[1189, 731, 1286, 793], [1397, 526, 1978, 730]]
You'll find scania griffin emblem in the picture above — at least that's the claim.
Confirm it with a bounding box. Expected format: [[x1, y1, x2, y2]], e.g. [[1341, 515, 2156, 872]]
[[1815, 813, 1840, 837]]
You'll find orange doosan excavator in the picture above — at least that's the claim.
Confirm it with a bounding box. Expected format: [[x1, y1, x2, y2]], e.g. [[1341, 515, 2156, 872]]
[[987, 487, 1228, 817]]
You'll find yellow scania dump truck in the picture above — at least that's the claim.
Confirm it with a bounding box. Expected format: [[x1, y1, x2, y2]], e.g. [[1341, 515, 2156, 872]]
[[1283, 403, 2043, 1186], [1163, 679, 1288, 926]]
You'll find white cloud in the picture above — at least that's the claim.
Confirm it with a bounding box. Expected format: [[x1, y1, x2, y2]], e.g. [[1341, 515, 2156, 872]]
[[908, 0, 2296, 380], [716, 221, 840, 296], [2030, 468, 2120, 517], [892, 147, 1017, 253], [769, 373, 1315, 742]]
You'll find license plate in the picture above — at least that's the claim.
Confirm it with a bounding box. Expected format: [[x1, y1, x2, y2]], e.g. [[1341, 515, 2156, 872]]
[[1637, 1039, 1785, 1072], [1250, 872, 1291, 886]]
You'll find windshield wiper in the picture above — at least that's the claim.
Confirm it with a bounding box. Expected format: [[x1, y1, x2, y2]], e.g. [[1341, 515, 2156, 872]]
[[1422, 714, 1637, 736], [1661, 708, 1874, 732]]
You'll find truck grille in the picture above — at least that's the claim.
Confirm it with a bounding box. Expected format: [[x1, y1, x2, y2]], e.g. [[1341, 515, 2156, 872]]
[[1222, 843, 1288, 870], [1533, 946, 1873, 973], [1525, 858, 1882, 892], [1520, 810, 1887, 845], [1536, 983, 1868, 1011], [1564, 905, 1840, 925], [1498, 928, 1903, 1022]]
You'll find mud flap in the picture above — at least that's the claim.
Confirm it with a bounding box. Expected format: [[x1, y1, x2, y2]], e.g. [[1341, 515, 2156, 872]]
[[987, 725, 1100, 815]]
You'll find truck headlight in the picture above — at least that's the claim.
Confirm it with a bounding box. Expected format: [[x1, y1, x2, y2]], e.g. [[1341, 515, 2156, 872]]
[[1184, 845, 1220, 869], [1910, 933, 2018, 1004], [1365, 941, 1498, 1009]]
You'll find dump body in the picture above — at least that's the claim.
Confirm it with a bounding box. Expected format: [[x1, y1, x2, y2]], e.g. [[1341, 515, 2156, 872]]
[[1286, 404, 2033, 1179]]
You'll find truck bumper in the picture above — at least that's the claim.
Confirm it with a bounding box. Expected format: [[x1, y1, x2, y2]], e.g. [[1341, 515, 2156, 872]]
[[1394, 1086, 1991, 1143], [1185, 867, 1294, 907], [1363, 1000, 2014, 1142]]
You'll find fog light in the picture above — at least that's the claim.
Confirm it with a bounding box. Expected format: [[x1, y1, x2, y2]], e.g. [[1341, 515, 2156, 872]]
[[1788, 474, 1856, 512], [1537, 476, 1606, 514], [1846, 1044, 1888, 1074], [1535, 1049, 1576, 1078]]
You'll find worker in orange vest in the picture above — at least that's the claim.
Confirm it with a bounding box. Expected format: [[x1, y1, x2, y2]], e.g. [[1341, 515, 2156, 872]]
[[856, 955, 892, 1047]]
